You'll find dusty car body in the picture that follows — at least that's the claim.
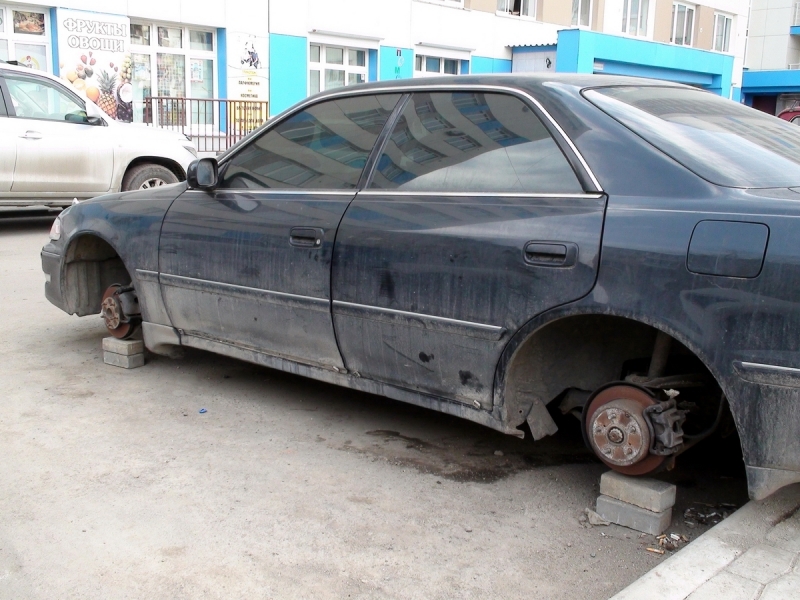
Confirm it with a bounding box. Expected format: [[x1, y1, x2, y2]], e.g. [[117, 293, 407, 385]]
[[41, 74, 800, 500]]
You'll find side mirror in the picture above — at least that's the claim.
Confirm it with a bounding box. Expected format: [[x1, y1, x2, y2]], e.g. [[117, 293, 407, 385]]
[[187, 158, 219, 190]]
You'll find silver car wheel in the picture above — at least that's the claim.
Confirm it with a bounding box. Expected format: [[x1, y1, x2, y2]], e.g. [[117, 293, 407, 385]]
[[139, 178, 167, 189]]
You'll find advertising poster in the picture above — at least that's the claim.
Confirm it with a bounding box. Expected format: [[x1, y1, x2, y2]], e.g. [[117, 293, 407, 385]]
[[56, 9, 134, 122], [227, 32, 269, 133]]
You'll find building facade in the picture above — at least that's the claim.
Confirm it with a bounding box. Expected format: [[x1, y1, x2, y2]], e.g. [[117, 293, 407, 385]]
[[742, 0, 800, 115], [0, 0, 748, 126], [0, 0, 268, 123]]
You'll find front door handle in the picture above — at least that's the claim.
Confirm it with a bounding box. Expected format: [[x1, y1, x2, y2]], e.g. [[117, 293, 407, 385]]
[[524, 242, 578, 267], [289, 227, 324, 248], [20, 130, 42, 140]]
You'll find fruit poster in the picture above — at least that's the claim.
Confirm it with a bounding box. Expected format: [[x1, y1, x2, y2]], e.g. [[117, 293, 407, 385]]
[[56, 9, 133, 122]]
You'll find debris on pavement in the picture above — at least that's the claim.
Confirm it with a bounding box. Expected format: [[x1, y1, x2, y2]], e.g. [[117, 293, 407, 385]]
[[579, 508, 610, 527], [646, 547, 665, 555], [683, 502, 738, 527], [199, 408, 207, 414]]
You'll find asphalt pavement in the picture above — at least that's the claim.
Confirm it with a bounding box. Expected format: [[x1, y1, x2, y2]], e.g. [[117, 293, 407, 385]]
[[0, 216, 756, 599]]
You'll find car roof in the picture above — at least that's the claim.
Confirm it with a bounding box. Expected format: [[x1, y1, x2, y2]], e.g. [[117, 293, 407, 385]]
[[311, 72, 690, 102]]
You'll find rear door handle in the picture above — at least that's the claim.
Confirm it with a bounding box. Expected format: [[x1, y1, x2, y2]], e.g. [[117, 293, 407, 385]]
[[20, 130, 42, 140], [524, 242, 578, 267], [290, 227, 324, 248]]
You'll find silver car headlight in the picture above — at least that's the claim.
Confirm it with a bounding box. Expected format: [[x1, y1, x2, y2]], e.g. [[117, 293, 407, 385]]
[[183, 144, 198, 158]]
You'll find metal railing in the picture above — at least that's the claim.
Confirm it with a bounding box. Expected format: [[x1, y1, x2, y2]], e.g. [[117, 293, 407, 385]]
[[795, 1, 800, 26], [789, 63, 800, 70], [142, 97, 269, 153]]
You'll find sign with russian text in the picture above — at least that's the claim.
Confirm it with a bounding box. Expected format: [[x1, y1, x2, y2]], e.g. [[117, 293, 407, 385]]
[[56, 9, 133, 121]]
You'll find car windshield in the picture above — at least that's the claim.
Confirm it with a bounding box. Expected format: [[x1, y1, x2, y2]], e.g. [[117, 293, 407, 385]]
[[584, 86, 800, 188]]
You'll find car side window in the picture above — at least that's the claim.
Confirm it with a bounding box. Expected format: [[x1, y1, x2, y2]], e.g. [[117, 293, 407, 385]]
[[369, 92, 583, 194], [218, 93, 403, 190], [5, 74, 86, 122]]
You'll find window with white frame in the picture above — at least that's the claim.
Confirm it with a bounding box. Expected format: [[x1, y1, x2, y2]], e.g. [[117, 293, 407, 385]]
[[309, 44, 367, 95], [622, 0, 649, 36], [0, 5, 51, 72], [129, 22, 216, 124], [571, 0, 591, 27], [497, 0, 536, 18], [414, 54, 464, 77], [713, 13, 732, 53], [670, 2, 695, 46]]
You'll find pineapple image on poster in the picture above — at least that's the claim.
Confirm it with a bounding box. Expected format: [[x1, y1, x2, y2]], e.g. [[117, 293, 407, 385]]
[[56, 9, 133, 122]]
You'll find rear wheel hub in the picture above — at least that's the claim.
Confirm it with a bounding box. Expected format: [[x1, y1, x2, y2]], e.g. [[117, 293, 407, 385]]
[[584, 384, 668, 476]]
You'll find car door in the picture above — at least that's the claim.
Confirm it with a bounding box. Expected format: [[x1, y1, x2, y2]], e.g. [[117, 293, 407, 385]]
[[331, 90, 606, 407], [2, 71, 114, 193], [158, 93, 402, 369], [0, 83, 13, 192]]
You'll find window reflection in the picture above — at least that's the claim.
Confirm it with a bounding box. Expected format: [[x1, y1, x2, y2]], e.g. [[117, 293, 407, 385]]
[[219, 94, 401, 190], [370, 92, 583, 194]]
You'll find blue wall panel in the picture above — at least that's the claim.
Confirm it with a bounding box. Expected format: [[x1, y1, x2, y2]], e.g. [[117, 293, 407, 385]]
[[472, 56, 512, 74], [217, 28, 228, 132], [269, 33, 307, 116], [379, 47, 413, 80], [368, 49, 378, 82], [50, 8, 60, 73], [742, 69, 800, 95], [555, 29, 733, 96]]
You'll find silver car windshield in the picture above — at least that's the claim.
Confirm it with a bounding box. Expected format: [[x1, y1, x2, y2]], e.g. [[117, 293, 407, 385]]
[[584, 86, 800, 189]]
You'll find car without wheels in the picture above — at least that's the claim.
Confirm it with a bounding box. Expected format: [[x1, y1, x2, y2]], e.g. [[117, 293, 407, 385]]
[[41, 74, 800, 501]]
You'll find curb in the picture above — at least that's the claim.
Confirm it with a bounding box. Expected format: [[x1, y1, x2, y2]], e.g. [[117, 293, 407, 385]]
[[609, 483, 800, 600]]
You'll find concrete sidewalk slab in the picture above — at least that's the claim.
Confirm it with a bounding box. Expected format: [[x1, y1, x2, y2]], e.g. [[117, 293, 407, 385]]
[[609, 483, 800, 600]]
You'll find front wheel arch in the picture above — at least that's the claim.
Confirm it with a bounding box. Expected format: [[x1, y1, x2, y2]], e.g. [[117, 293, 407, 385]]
[[62, 233, 135, 317]]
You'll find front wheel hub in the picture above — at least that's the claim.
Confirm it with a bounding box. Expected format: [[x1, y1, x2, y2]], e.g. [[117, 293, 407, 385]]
[[584, 384, 668, 476], [100, 284, 140, 339]]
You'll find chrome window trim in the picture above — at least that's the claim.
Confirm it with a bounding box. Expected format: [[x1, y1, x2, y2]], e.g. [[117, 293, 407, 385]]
[[185, 189, 358, 196], [356, 190, 604, 199], [220, 83, 604, 194]]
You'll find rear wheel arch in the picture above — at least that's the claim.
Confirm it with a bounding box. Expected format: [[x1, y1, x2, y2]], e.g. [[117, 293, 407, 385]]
[[494, 310, 731, 440]]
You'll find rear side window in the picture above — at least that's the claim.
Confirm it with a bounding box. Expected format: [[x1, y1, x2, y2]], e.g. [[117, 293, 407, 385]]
[[369, 92, 583, 194], [585, 86, 800, 188], [219, 94, 402, 190]]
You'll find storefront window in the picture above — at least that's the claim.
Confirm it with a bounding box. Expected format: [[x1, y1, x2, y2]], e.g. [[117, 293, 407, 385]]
[[158, 26, 182, 49], [130, 21, 215, 127], [309, 43, 368, 95], [0, 5, 51, 71], [131, 52, 152, 123], [190, 30, 212, 52], [130, 24, 150, 46], [157, 53, 185, 96]]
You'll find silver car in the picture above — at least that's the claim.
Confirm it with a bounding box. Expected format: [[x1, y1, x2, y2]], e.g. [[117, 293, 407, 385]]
[[0, 61, 197, 208]]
